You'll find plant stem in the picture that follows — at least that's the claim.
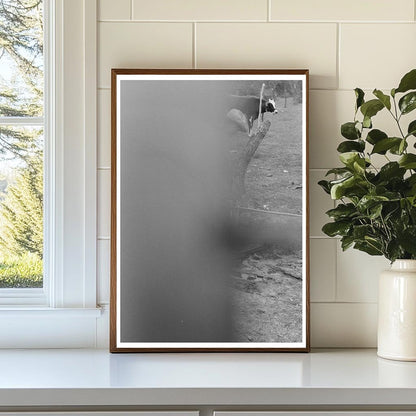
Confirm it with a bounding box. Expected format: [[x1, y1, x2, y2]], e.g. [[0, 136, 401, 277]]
[[396, 118, 406, 139], [366, 239, 383, 255], [393, 96, 399, 119], [389, 98, 406, 139], [380, 215, 391, 240]]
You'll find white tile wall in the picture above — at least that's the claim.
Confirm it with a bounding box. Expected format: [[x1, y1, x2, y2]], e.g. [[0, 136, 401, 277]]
[[336, 246, 389, 303], [196, 23, 338, 89], [99, 0, 131, 21], [340, 24, 416, 90], [310, 239, 336, 302], [98, 22, 193, 88], [97, 169, 111, 239], [311, 303, 378, 347], [97, 89, 111, 168], [270, 0, 414, 22], [309, 90, 353, 169], [96, 0, 416, 347], [132, 0, 268, 21], [97, 239, 110, 305]]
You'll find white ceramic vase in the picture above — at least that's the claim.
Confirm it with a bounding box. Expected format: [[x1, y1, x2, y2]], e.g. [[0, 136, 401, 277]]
[[378, 259, 416, 361]]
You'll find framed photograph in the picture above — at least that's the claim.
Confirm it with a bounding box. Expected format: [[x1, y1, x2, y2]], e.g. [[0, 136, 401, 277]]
[[110, 69, 310, 352]]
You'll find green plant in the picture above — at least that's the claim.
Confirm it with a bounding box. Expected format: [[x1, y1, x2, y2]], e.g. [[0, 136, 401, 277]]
[[319, 69, 416, 262], [0, 154, 43, 259], [0, 252, 43, 288]]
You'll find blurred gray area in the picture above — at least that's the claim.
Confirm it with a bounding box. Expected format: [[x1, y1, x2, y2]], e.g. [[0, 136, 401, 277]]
[[120, 81, 234, 342]]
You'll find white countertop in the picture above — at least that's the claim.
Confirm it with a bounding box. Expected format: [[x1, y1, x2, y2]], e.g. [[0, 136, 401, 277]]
[[0, 348, 416, 407]]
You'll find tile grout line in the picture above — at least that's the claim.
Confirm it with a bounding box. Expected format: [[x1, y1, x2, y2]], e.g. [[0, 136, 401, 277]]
[[336, 22, 340, 90], [98, 19, 415, 24], [267, 0, 271, 22], [311, 301, 378, 305], [311, 301, 377, 307], [333, 230, 338, 302], [334, 196, 340, 302], [130, 0, 133, 20], [193, 22, 197, 69]]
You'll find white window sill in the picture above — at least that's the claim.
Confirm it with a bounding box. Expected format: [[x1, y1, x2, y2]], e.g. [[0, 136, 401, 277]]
[[0, 307, 104, 348], [0, 307, 102, 317]]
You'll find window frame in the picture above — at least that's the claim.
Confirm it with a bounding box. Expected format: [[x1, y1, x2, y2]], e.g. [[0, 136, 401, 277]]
[[0, 0, 100, 348], [0, 0, 47, 304]]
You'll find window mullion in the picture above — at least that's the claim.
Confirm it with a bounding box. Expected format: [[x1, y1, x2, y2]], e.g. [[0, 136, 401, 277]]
[[0, 117, 45, 126]]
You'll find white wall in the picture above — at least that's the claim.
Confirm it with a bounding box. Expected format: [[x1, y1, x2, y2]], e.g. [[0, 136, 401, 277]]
[[96, 0, 416, 348]]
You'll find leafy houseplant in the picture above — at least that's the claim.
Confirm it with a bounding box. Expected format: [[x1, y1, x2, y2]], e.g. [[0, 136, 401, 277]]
[[319, 69, 416, 263]]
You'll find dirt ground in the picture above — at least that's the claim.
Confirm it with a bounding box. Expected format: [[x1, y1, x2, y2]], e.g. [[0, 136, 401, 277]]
[[227, 98, 304, 343], [231, 245, 303, 342]]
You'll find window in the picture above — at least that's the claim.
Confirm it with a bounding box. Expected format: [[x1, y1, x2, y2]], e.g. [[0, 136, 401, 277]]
[[0, 0, 100, 348], [0, 0, 48, 304], [0, 0, 45, 294]]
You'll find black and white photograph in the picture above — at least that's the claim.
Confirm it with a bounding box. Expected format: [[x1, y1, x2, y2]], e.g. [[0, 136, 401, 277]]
[[110, 69, 309, 352]]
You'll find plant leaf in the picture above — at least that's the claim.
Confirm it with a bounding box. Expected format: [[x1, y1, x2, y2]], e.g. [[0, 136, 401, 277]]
[[389, 139, 408, 155], [326, 203, 356, 220], [330, 175, 362, 199], [337, 140, 365, 153], [406, 174, 416, 187], [362, 115, 372, 129], [399, 91, 416, 115], [407, 120, 416, 137], [380, 138, 408, 155], [373, 89, 391, 110], [371, 137, 402, 154], [341, 122, 360, 140], [355, 88, 365, 110], [329, 176, 353, 200], [353, 158, 366, 174], [352, 224, 373, 240], [366, 129, 387, 145], [399, 154, 416, 169], [405, 175, 416, 197], [325, 167, 352, 176], [378, 162, 406, 181], [322, 221, 351, 237], [341, 235, 355, 251], [386, 240, 402, 262], [360, 99, 384, 119], [357, 195, 389, 211], [395, 69, 416, 94], [365, 236, 384, 250], [398, 227, 416, 255], [354, 241, 383, 256], [369, 203, 383, 219], [318, 179, 331, 194], [339, 151, 360, 166]]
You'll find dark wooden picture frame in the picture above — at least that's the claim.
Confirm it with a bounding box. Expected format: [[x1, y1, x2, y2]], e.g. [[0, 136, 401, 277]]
[[110, 69, 310, 352]]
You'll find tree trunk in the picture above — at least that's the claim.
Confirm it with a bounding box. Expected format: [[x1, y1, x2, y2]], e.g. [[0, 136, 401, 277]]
[[231, 120, 271, 203]]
